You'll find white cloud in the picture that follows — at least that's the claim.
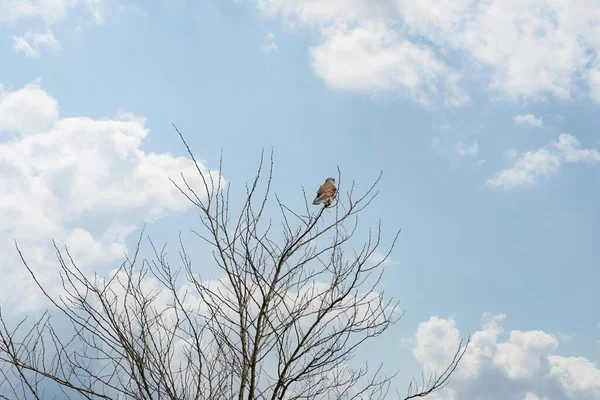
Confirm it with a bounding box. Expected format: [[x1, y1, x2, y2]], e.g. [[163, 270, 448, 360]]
[[454, 141, 479, 157], [0, 0, 75, 24], [410, 313, 600, 399], [12, 29, 60, 58], [432, 137, 481, 162], [0, 81, 59, 135], [261, 32, 279, 53], [412, 316, 462, 377], [0, 0, 105, 24], [457, 0, 591, 101], [589, 64, 600, 103], [367, 250, 398, 266], [2, 0, 109, 58], [551, 134, 600, 163], [514, 114, 544, 128], [523, 393, 549, 400], [548, 356, 600, 397], [84, 0, 108, 23], [256, 0, 386, 27], [487, 148, 561, 189], [258, 1, 469, 106], [395, 0, 600, 101], [0, 81, 224, 313], [494, 330, 558, 379], [256, 0, 600, 104], [309, 23, 468, 106], [487, 134, 600, 189]]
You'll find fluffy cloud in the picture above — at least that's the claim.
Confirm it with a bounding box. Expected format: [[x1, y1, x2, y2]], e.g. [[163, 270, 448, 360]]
[[309, 23, 468, 106], [0, 81, 59, 135], [514, 114, 544, 128], [12, 29, 60, 58], [0, 81, 223, 314], [410, 313, 600, 399], [486, 134, 600, 189], [256, 0, 600, 104]]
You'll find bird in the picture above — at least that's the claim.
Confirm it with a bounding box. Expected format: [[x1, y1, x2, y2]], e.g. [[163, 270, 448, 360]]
[[312, 177, 337, 207]]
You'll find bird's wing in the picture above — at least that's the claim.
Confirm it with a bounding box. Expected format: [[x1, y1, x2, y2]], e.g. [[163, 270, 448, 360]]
[[316, 183, 327, 196], [317, 181, 337, 197], [321, 181, 336, 196], [329, 182, 337, 195]]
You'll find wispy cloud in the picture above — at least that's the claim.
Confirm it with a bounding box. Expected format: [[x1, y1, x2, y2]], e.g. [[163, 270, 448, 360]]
[[12, 30, 60, 58], [454, 141, 479, 157], [367, 250, 397, 267], [261, 32, 279, 54], [487, 134, 600, 189], [514, 114, 544, 128], [308, 23, 468, 107], [1, 0, 108, 25]]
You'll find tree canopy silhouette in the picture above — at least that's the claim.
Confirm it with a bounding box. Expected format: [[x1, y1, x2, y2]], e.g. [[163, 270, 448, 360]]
[[0, 127, 469, 400]]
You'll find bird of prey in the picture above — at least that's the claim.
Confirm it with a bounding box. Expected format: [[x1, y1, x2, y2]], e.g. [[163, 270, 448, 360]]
[[312, 177, 337, 207]]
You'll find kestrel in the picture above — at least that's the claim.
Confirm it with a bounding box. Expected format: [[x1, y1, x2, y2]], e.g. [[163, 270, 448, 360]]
[[312, 177, 337, 207]]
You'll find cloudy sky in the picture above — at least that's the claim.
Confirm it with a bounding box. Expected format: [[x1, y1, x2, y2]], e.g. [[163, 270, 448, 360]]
[[1, 0, 600, 399]]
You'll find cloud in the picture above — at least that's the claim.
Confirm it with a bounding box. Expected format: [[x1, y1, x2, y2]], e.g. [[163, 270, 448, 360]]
[[589, 64, 600, 103], [412, 315, 462, 377], [2, 0, 109, 59], [367, 250, 398, 267], [454, 0, 592, 101], [487, 148, 562, 189], [524, 393, 550, 400], [0, 81, 224, 314], [256, 0, 600, 104], [256, 0, 385, 27], [514, 114, 544, 128], [556, 332, 576, 344], [486, 134, 600, 189], [432, 137, 480, 162], [548, 356, 600, 397], [0, 0, 107, 25], [551, 134, 600, 163], [309, 23, 468, 106], [258, 1, 469, 107], [0, 81, 59, 135], [261, 32, 279, 53], [472, 159, 487, 167], [0, 0, 74, 24], [12, 29, 60, 58], [454, 141, 479, 157], [410, 313, 600, 399]]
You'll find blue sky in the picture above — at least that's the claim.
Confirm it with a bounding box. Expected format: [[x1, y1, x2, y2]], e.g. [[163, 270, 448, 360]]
[[1, 1, 600, 399]]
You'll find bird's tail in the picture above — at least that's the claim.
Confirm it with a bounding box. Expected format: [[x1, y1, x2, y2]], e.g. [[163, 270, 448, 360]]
[[312, 195, 324, 205]]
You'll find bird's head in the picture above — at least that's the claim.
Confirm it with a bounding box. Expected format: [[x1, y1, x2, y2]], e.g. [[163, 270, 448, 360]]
[[326, 177, 335, 183]]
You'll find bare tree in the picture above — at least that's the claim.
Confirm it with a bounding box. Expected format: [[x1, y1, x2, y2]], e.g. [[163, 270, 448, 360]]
[[0, 127, 469, 400]]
